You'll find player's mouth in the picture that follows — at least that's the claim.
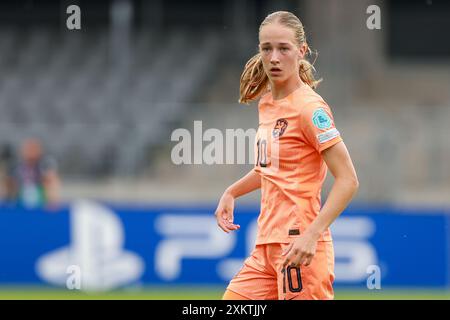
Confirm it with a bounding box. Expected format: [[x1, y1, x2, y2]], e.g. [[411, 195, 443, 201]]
[[269, 67, 282, 75]]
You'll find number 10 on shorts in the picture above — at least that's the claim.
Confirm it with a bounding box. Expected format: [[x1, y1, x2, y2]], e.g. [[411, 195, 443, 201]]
[[282, 266, 303, 299]]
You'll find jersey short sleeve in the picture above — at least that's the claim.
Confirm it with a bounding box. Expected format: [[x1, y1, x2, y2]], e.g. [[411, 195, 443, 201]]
[[301, 103, 342, 153]]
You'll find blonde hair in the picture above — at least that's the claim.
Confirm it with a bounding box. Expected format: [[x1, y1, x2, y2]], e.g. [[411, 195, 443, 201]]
[[239, 11, 321, 104]]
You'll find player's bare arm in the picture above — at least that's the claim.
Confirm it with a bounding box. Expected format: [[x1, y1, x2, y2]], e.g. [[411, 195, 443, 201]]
[[215, 169, 261, 233], [283, 141, 359, 268]]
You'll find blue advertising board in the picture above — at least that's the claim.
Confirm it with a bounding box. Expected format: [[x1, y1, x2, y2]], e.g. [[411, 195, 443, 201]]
[[0, 201, 448, 290]]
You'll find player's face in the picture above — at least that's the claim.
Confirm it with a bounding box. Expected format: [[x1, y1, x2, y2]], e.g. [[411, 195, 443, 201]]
[[21, 139, 42, 163], [259, 23, 305, 84]]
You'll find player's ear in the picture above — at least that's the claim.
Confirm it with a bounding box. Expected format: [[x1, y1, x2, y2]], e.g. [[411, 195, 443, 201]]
[[298, 43, 307, 60]]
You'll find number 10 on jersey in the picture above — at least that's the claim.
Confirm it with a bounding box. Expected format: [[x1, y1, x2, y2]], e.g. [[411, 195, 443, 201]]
[[256, 138, 268, 167]]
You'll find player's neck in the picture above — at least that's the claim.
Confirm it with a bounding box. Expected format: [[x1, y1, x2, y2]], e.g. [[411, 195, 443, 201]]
[[270, 76, 304, 101]]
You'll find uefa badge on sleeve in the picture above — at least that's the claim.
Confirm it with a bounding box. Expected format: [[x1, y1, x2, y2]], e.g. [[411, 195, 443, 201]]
[[312, 108, 332, 130]]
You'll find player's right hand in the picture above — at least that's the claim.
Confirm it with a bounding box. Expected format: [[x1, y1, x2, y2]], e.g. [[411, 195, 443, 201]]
[[215, 191, 240, 233]]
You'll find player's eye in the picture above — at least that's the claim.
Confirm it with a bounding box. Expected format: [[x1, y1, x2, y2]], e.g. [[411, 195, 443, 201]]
[[280, 47, 289, 52], [261, 47, 271, 53]]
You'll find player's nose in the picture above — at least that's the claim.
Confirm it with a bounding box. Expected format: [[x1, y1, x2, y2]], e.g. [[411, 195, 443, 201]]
[[270, 50, 281, 64]]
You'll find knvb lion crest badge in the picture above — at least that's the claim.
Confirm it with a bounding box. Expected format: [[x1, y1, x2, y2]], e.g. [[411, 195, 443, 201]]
[[272, 118, 288, 138]]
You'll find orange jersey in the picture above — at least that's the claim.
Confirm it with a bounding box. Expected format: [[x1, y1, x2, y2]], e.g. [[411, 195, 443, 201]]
[[253, 84, 343, 244]]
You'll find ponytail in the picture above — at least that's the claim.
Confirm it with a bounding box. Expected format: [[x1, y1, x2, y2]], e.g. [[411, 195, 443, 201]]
[[238, 53, 268, 104], [299, 47, 322, 90]]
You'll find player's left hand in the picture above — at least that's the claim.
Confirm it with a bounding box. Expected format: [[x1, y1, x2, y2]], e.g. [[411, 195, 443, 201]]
[[282, 234, 318, 268]]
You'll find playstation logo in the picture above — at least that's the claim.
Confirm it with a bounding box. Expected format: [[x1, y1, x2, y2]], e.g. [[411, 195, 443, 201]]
[[36, 200, 144, 291]]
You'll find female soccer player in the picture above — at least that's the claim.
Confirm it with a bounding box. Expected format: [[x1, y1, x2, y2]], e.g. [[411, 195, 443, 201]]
[[214, 11, 359, 300]]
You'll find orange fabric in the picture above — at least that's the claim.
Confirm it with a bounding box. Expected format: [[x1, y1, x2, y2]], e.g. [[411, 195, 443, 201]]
[[226, 242, 335, 300], [222, 289, 251, 300], [253, 84, 342, 244]]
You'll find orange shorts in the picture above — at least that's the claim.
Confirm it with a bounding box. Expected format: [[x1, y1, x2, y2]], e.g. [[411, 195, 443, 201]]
[[225, 241, 335, 300]]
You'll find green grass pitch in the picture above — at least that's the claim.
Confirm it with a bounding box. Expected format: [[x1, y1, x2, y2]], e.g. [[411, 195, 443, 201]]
[[0, 286, 449, 300]]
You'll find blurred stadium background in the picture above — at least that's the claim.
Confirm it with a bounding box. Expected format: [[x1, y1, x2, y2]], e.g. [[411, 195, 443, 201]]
[[0, 0, 449, 300]]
